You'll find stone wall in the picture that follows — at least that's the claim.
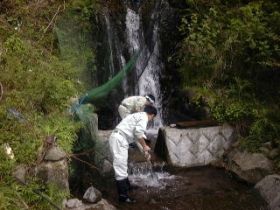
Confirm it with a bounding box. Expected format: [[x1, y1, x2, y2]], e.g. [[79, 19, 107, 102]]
[[154, 125, 237, 167]]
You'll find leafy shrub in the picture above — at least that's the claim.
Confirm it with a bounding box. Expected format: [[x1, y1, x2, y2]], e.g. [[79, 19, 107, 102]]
[[0, 0, 99, 209], [176, 0, 280, 159]]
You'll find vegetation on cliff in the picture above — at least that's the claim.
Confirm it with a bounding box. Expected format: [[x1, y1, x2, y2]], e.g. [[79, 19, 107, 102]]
[[171, 0, 280, 167], [0, 0, 100, 209]]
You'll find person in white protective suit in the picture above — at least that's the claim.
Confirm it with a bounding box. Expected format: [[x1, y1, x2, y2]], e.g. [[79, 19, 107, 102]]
[[109, 105, 157, 203], [118, 94, 155, 119]]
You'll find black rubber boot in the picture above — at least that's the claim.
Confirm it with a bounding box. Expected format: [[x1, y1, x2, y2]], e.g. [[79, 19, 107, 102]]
[[126, 178, 138, 191], [116, 179, 136, 203]]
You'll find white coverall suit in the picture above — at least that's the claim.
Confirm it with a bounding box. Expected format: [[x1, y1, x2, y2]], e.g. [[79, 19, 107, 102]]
[[109, 112, 148, 180], [118, 96, 147, 119]]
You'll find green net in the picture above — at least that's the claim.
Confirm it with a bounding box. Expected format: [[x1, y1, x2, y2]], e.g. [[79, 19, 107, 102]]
[[68, 48, 143, 186], [80, 49, 141, 104]]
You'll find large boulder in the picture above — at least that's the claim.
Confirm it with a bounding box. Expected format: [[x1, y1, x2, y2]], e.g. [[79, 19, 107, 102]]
[[154, 125, 237, 167], [255, 175, 280, 210], [35, 153, 69, 192], [226, 149, 274, 184], [34, 134, 70, 192], [96, 130, 114, 174], [83, 186, 102, 203]]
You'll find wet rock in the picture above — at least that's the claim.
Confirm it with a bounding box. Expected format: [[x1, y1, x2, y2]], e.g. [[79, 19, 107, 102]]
[[89, 199, 117, 210], [262, 142, 273, 150], [64, 198, 116, 210], [83, 186, 102, 203], [259, 147, 270, 156], [255, 174, 280, 210], [96, 130, 114, 174], [35, 159, 69, 192], [269, 148, 280, 159], [64, 198, 83, 208], [102, 159, 113, 174], [149, 198, 158, 204], [44, 146, 67, 161], [12, 164, 27, 182], [226, 149, 274, 184]]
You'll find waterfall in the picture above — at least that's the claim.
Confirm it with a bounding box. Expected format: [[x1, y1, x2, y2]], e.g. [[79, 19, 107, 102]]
[[96, 1, 164, 132], [104, 14, 117, 76], [125, 6, 163, 134]]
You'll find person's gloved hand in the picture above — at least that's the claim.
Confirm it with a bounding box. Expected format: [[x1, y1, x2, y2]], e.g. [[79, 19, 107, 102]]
[[144, 151, 151, 161], [143, 145, 150, 153], [141, 140, 151, 160]]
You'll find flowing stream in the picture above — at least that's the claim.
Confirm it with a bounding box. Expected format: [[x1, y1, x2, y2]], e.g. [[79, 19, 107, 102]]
[[103, 166, 268, 210], [100, 149, 269, 210]]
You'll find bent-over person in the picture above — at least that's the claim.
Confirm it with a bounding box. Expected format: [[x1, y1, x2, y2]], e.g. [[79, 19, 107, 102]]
[[109, 105, 157, 203]]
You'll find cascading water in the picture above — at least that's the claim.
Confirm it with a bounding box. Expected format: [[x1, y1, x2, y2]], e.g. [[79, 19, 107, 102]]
[[104, 14, 118, 76], [128, 161, 175, 188], [125, 6, 163, 134], [96, 1, 164, 132]]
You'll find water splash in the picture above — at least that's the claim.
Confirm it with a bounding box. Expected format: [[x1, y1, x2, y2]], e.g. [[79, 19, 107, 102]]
[[128, 161, 174, 188]]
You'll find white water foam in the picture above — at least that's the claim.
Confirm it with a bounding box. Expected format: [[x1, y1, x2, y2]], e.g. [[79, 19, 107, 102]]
[[128, 161, 175, 188], [125, 7, 164, 133]]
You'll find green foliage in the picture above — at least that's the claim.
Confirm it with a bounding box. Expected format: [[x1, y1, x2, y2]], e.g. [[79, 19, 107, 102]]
[[3, 35, 28, 56], [178, 0, 280, 87], [55, 6, 98, 91], [1, 181, 65, 210], [211, 78, 255, 128], [10, 179, 69, 210], [0, 185, 18, 210], [0, 0, 101, 209], [0, 150, 16, 180], [176, 0, 280, 156], [70, 0, 101, 21], [245, 108, 280, 149], [1, 33, 83, 161], [0, 153, 24, 210], [38, 112, 83, 153]]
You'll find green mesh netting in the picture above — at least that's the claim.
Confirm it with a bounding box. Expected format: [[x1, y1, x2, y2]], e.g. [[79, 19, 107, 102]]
[[54, 9, 147, 193], [81, 49, 141, 104]]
